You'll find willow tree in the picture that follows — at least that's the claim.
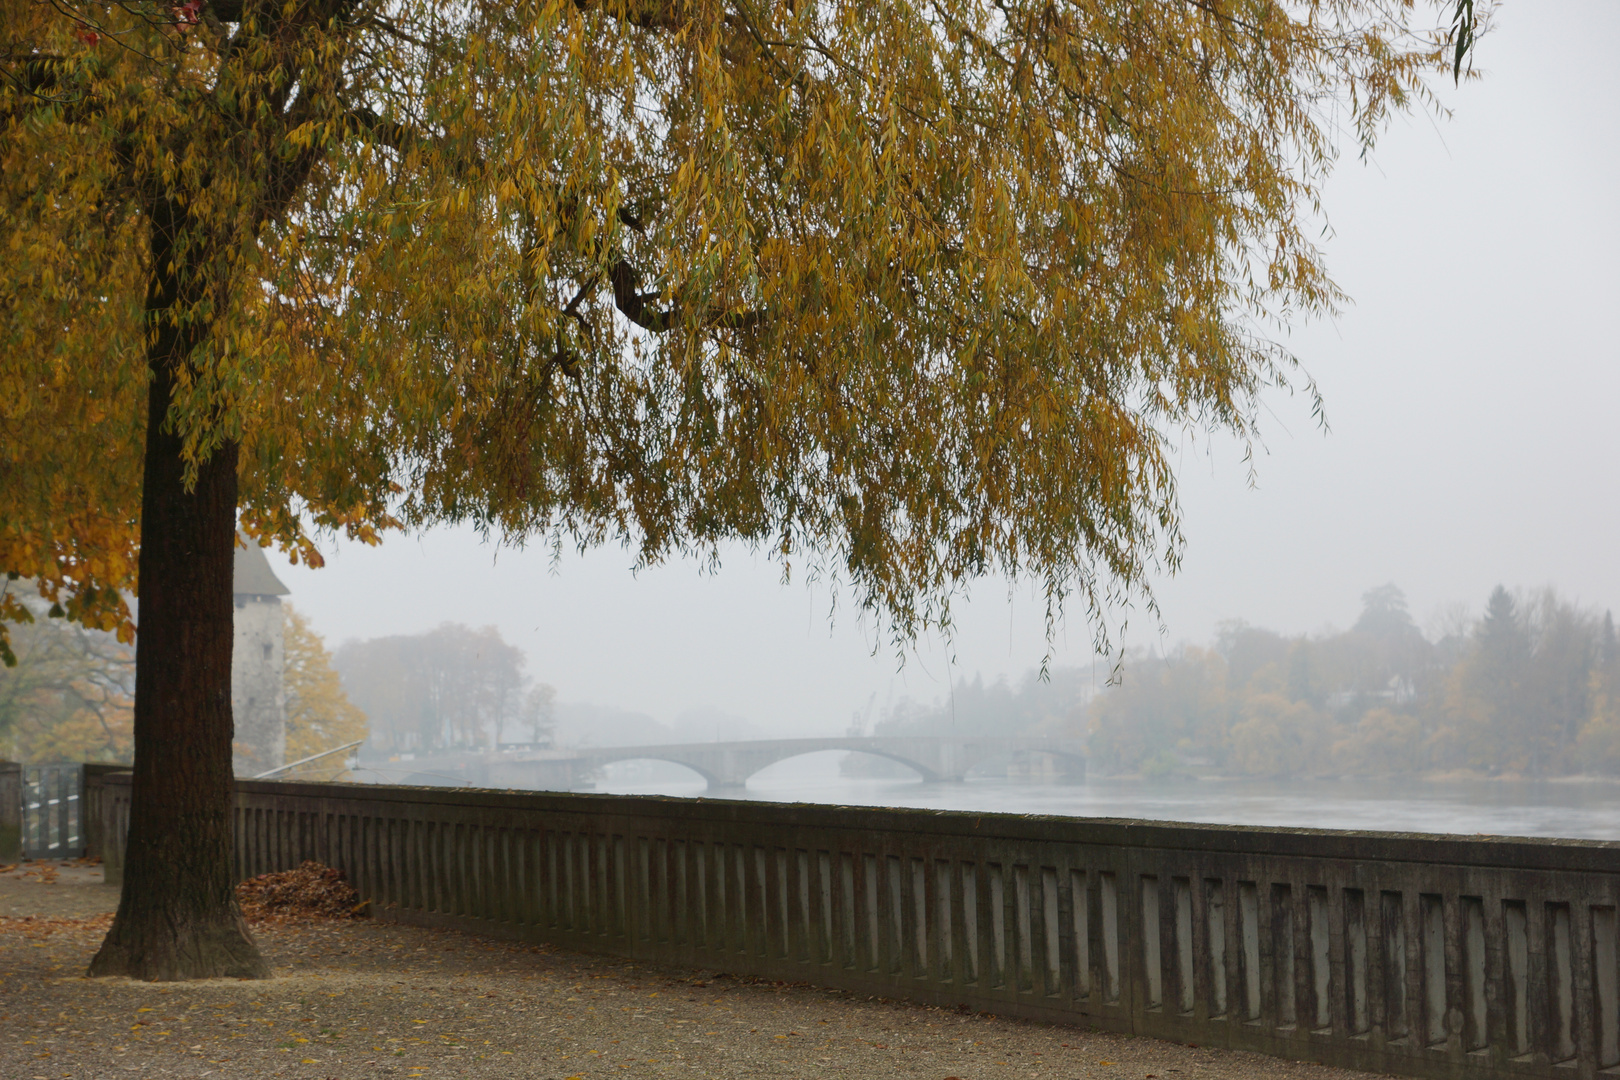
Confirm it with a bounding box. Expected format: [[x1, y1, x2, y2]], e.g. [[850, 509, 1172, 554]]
[[2, 0, 1477, 979]]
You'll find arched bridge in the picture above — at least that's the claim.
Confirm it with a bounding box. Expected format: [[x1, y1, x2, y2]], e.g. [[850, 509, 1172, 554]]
[[567, 735, 1086, 790]]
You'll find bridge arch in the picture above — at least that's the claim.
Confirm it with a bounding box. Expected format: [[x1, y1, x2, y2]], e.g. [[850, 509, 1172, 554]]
[[566, 736, 1085, 791], [714, 745, 946, 786], [746, 747, 938, 787], [573, 742, 949, 790], [839, 749, 942, 782], [578, 752, 723, 789]]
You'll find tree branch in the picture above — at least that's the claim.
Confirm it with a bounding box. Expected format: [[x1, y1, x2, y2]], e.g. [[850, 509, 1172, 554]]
[[203, 1, 247, 22], [0, 52, 71, 107], [573, 0, 687, 33], [343, 104, 419, 154], [609, 258, 672, 331], [609, 258, 766, 333]]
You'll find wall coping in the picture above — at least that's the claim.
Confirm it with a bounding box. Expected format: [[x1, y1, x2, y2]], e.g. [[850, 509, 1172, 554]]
[[94, 771, 1620, 875]]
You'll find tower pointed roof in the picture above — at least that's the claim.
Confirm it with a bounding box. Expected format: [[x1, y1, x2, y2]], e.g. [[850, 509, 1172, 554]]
[[234, 537, 290, 597]]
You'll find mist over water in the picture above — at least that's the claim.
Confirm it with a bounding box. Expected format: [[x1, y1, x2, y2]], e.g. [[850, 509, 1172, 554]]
[[586, 754, 1620, 841]]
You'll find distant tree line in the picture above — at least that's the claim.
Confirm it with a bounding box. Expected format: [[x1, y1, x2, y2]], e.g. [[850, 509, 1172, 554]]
[[874, 667, 1095, 742], [335, 623, 555, 757], [877, 584, 1620, 779]]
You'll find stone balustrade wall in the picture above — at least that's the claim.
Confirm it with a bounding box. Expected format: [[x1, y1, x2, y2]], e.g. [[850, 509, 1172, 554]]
[[89, 772, 1620, 1079]]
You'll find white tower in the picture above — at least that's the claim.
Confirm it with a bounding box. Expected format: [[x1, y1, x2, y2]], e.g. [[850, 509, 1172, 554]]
[[231, 540, 288, 776]]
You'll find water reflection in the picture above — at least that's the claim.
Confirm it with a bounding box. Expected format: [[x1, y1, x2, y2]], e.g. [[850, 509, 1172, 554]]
[[589, 754, 1620, 840]]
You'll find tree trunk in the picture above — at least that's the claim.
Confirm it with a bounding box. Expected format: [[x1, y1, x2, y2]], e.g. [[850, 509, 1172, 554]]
[[88, 220, 268, 981]]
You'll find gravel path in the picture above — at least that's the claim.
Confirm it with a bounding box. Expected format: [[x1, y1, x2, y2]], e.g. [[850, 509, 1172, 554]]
[[0, 860, 1396, 1080]]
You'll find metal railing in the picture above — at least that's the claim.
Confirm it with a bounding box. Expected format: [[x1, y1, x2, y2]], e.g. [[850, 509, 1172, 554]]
[[22, 764, 82, 859], [89, 773, 1620, 1080]]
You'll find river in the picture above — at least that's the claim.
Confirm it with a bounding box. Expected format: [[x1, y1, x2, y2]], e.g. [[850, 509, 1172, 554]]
[[586, 752, 1620, 840]]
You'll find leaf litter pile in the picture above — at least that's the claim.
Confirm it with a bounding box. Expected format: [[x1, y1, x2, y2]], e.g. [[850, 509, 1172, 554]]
[[234, 860, 369, 922]]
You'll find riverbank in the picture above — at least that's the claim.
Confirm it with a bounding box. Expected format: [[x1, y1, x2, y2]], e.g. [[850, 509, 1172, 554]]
[[0, 860, 1395, 1080]]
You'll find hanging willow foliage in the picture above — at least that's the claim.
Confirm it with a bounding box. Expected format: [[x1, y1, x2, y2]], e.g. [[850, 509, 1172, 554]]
[[2, 0, 1482, 655]]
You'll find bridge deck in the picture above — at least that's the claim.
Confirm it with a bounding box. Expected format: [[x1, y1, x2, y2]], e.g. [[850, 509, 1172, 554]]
[[562, 734, 1088, 787], [367, 735, 1088, 791]]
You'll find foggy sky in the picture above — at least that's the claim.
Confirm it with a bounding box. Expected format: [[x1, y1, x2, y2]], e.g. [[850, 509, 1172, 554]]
[[269, 3, 1620, 735]]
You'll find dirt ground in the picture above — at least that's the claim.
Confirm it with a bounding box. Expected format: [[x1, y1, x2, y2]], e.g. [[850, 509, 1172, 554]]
[[0, 859, 1396, 1080]]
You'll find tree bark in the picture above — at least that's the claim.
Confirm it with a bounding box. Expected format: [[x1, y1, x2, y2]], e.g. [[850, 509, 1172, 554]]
[[87, 212, 268, 981]]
